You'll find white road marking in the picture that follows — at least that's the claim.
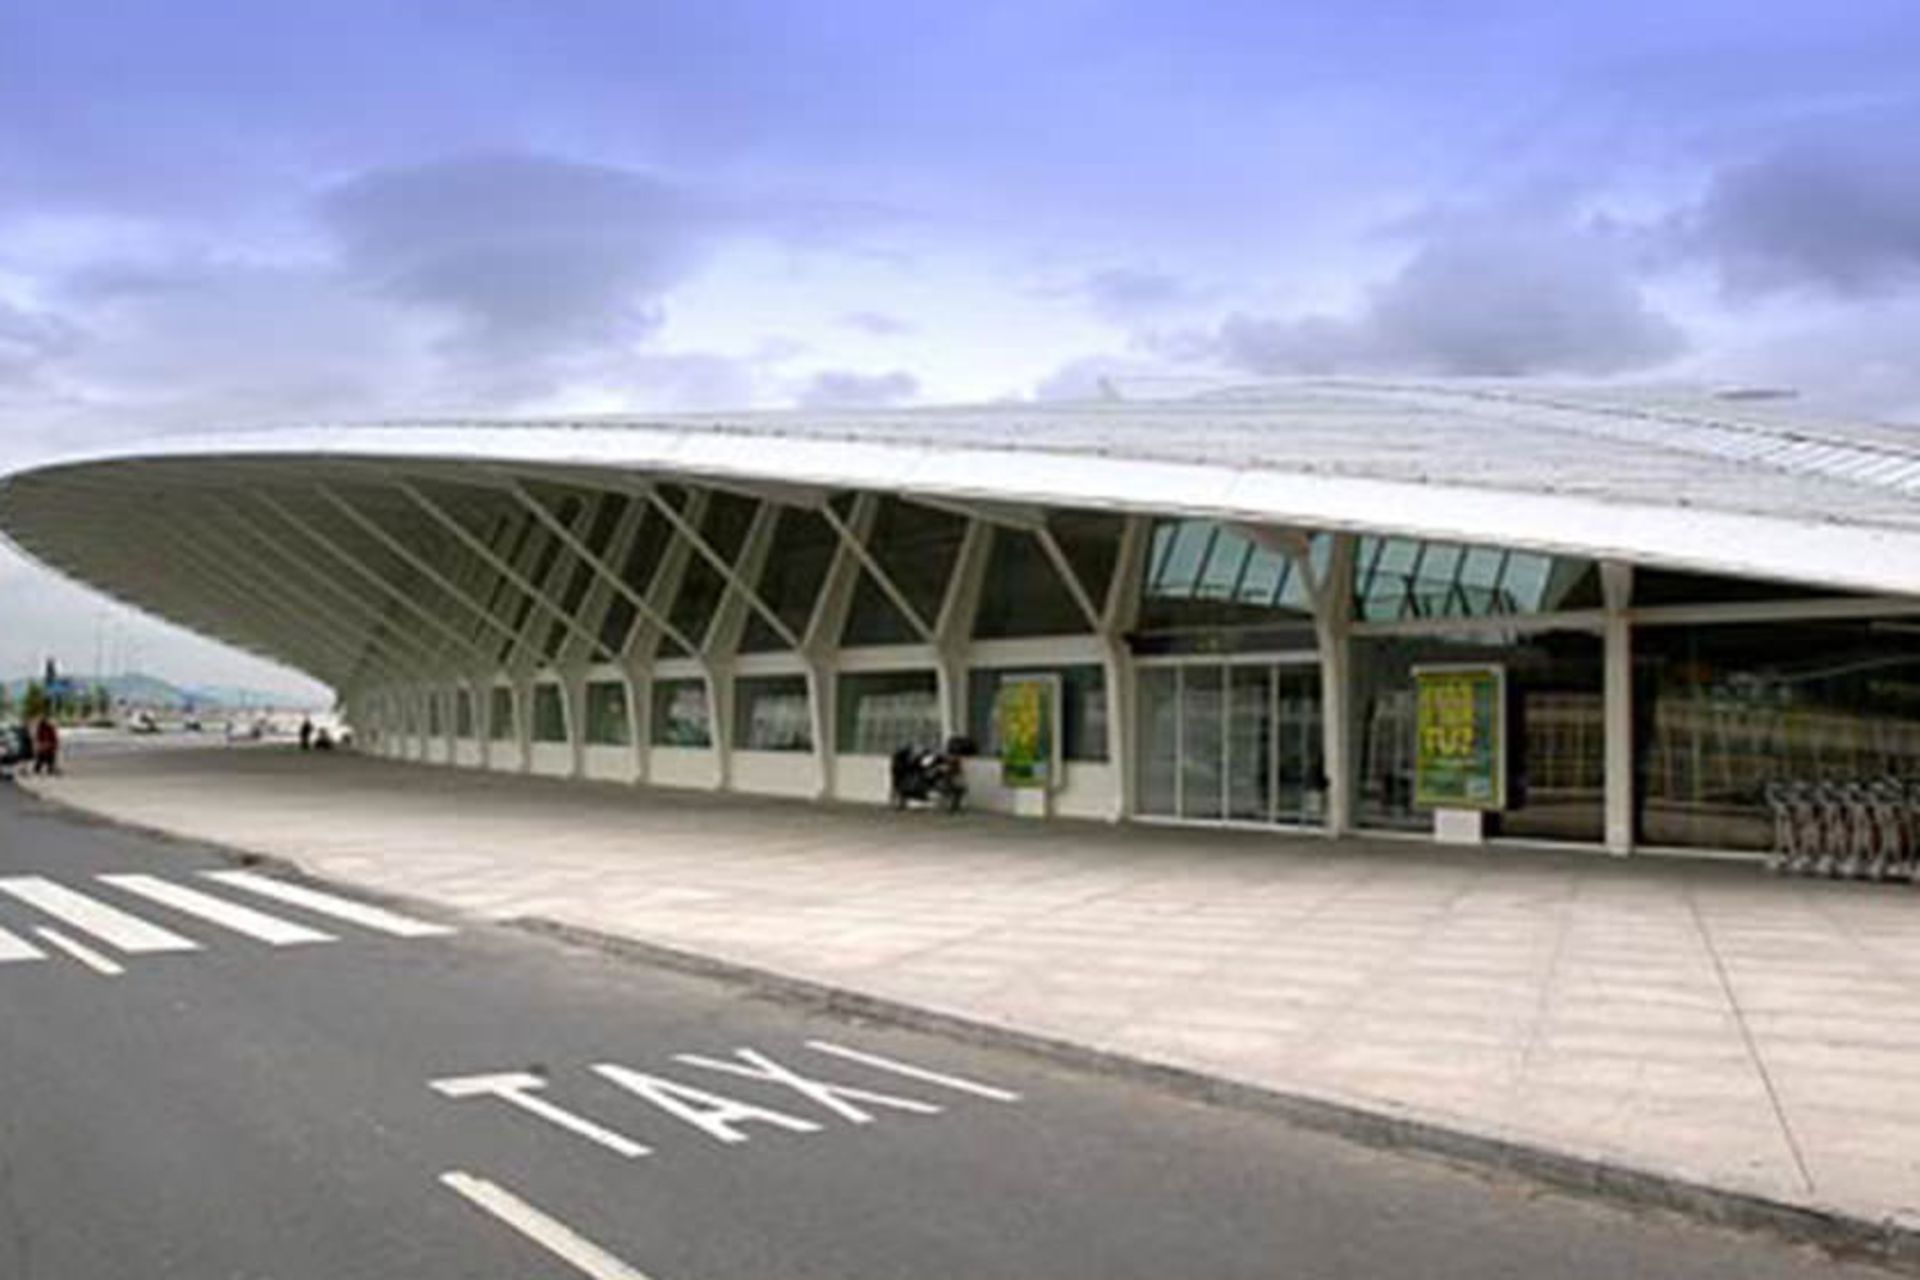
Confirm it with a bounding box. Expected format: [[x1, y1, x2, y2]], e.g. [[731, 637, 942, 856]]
[[431, 1072, 650, 1158], [99, 874, 336, 946], [674, 1047, 942, 1124], [0, 924, 44, 963], [591, 1064, 822, 1145], [0, 876, 200, 953], [805, 1041, 1023, 1102], [203, 871, 455, 938], [440, 1170, 657, 1280], [35, 927, 125, 976]]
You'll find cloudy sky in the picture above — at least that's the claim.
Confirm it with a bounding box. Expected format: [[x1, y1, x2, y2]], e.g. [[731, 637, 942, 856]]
[[3, 0, 1919, 697]]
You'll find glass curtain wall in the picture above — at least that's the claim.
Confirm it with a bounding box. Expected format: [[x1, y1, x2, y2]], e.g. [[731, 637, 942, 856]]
[[1635, 619, 1920, 850], [1354, 633, 1604, 842]]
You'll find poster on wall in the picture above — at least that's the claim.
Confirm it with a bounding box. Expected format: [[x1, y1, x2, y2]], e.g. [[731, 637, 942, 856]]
[[994, 673, 1060, 790], [1413, 664, 1506, 811]]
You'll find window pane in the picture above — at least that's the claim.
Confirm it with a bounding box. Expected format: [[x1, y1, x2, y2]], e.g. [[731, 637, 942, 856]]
[[1354, 632, 1603, 842], [973, 530, 1092, 637], [837, 671, 940, 754], [651, 679, 711, 747], [455, 689, 475, 738], [741, 508, 836, 652], [532, 683, 568, 743], [488, 687, 515, 741], [1139, 519, 1314, 631], [734, 675, 812, 751], [584, 681, 631, 746], [1136, 667, 1178, 816], [1638, 619, 1920, 851], [966, 665, 1106, 761], [1050, 510, 1123, 609], [843, 498, 965, 645]]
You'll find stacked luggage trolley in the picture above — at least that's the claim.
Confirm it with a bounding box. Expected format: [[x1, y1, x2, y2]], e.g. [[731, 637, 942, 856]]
[[1767, 777, 1920, 880]]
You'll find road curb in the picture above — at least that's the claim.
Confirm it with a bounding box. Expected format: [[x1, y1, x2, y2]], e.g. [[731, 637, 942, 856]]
[[519, 915, 1920, 1276]]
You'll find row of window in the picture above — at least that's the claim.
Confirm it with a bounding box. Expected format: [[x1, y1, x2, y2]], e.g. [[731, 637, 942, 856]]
[[390, 665, 1111, 760]]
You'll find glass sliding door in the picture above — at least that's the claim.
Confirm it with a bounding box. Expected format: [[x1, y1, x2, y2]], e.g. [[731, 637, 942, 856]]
[[1227, 666, 1273, 821], [1137, 667, 1180, 817], [1275, 667, 1325, 823], [1180, 666, 1226, 820], [1136, 660, 1323, 827]]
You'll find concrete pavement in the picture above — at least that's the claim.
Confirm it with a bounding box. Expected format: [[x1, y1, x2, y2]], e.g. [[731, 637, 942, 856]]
[[20, 742, 1920, 1246]]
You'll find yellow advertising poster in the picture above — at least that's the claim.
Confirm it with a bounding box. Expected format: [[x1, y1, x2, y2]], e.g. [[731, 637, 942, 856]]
[[1413, 664, 1506, 810], [994, 674, 1059, 790]]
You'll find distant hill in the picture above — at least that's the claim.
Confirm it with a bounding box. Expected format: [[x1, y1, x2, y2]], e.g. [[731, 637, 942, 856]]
[[1, 672, 316, 711]]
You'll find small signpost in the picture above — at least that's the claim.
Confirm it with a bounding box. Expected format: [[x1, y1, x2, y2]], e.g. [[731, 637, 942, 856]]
[[1413, 664, 1506, 840]]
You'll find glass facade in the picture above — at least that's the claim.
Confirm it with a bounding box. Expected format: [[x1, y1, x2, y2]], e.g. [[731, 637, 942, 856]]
[[837, 670, 941, 754], [741, 508, 837, 652], [734, 675, 812, 751], [1138, 520, 1317, 633], [1635, 620, 1920, 851], [1353, 536, 1599, 622], [651, 679, 711, 747], [488, 686, 514, 741], [584, 680, 631, 747], [1354, 632, 1605, 842], [337, 471, 1920, 861], [973, 530, 1093, 638], [968, 665, 1108, 761], [843, 498, 966, 645], [532, 683, 568, 744]]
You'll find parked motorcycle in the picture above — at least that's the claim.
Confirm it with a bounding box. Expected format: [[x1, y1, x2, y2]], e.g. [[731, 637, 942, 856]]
[[889, 738, 973, 813]]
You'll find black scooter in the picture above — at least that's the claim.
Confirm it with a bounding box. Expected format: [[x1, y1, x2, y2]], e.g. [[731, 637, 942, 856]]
[[889, 737, 973, 813]]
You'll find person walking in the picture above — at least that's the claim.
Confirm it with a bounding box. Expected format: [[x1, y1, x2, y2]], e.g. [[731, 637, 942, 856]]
[[299, 716, 314, 751], [32, 715, 59, 776]]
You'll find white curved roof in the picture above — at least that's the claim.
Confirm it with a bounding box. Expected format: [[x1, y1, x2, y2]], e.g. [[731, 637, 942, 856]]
[[4, 379, 1919, 614]]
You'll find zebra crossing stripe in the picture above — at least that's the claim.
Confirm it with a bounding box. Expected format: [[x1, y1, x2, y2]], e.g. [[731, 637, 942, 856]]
[[0, 923, 45, 963], [100, 874, 336, 946], [35, 927, 125, 976], [0, 876, 200, 953], [203, 871, 455, 938]]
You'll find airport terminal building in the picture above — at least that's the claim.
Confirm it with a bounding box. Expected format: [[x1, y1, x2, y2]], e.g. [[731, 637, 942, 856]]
[[4, 380, 1918, 858]]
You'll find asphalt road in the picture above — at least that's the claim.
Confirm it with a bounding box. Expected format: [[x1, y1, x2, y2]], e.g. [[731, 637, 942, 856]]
[[0, 783, 1893, 1280]]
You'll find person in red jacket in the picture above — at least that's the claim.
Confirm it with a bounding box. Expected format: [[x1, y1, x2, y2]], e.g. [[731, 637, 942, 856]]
[[32, 716, 59, 776]]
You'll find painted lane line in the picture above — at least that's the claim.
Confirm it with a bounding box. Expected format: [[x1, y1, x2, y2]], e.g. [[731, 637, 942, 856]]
[[35, 927, 125, 976], [203, 871, 455, 938], [805, 1041, 1023, 1102], [0, 923, 45, 963], [439, 1171, 657, 1280], [0, 876, 200, 953], [100, 874, 336, 946]]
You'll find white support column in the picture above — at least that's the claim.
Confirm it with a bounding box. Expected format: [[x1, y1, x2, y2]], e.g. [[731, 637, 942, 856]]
[[933, 519, 994, 743], [1103, 516, 1151, 822], [1602, 560, 1635, 856], [801, 494, 879, 799], [1312, 534, 1358, 838]]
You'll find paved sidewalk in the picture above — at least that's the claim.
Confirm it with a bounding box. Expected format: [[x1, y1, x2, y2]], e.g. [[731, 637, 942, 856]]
[[21, 744, 1920, 1233]]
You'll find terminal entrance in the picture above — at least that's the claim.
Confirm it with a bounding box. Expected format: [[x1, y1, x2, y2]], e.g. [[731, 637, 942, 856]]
[[1137, 661, 1325, 827]]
